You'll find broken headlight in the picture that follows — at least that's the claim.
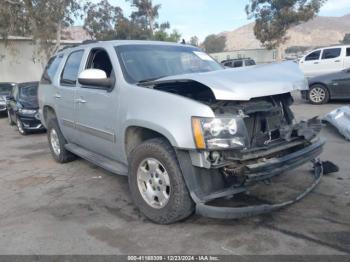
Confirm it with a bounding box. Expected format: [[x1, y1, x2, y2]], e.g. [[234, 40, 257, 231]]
[[192, 117, 248, 150]]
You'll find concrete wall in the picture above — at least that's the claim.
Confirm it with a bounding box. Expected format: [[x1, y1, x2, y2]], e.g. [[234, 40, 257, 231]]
[[210, 49, 278, 64], [0, 38, 80, 83]]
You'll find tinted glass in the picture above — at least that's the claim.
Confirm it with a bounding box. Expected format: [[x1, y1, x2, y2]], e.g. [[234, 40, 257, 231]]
[[305, 50, 321, 61], [233, 60, 243, 67], [61, 50, 84, 85], [322, 48, 341, 59], [347, 48, 350, 57], [245, 59, 256, 66], [19, 84, 38, 98], [41, 55, 63, 84], [115, 45, 223, 83], [0, 83, 13, 93], [223, 62, 232, 67]]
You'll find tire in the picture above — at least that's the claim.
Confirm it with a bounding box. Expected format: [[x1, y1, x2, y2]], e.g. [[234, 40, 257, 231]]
[[308, 85, 329, 104], [128, 138, 195, 224], [47, 117, 76, 163], [7, 110, 14, 126], [16, 118, 27, 135]]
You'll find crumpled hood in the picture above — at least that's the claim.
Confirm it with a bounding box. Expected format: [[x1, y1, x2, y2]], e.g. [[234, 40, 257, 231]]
[[160, 61, 307, 101], [19, 96, 39, 109]]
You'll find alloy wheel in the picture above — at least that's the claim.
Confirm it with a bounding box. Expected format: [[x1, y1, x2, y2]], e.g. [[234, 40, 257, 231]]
[[50, 129, 61, 156], [309, 87, 326, 103], [137, 158, 171, 209]]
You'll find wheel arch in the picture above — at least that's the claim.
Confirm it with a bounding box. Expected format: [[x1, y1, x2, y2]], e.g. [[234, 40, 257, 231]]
[[124, 125, 176, 159], [42, 105, 56, 126]]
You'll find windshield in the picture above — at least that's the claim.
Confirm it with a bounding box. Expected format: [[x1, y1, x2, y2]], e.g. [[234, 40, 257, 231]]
[[0, 84, 13, 94], [115, 44, 223, 83], [20, 85, 38, 98]]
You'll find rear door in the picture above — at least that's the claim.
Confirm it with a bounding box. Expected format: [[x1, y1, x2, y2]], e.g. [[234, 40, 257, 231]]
[[344, 47, 350, 69], [56, 50, 85, 143], [299, 50, 321, 77], [318, 47, 343, 74], [75, 47, 119, 159]]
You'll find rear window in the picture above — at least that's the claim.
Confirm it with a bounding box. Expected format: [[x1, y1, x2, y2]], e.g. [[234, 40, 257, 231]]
[[305, 50, 321, 61], [322, 48, 341, 59], [41, 55, 63, 84]]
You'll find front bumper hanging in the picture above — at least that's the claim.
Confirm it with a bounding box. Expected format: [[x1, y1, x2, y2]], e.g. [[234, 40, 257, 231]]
[[196, 160, 323, 219]]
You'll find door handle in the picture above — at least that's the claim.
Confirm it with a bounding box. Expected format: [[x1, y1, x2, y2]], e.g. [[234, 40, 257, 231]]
[[334, 60, 341, 62], [75, 98, 87, 104], [54, 93, 61, 99], [314, 62, 319, 64]]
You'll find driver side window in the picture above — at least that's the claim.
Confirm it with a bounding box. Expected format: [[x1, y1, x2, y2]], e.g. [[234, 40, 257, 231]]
[[86, 48, 114, 78]]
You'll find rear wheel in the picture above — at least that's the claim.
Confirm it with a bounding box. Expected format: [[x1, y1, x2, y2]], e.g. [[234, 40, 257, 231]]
[[308, 85, 329, 104], [128, 138, 194, 224], [47, 118, 76, 163]]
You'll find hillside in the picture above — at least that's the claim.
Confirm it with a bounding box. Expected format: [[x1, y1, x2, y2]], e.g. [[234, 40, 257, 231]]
[[223, 14, 350, 51]]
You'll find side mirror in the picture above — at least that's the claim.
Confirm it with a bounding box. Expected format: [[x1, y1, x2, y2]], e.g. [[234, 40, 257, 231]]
[[78, 69, 113, 89]]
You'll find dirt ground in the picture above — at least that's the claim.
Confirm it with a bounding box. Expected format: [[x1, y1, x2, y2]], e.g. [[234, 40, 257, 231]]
[[0, 93, 349, 255]]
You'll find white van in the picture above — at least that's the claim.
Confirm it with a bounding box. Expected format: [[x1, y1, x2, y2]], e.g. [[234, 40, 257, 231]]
[[299, 45, 350, 77]]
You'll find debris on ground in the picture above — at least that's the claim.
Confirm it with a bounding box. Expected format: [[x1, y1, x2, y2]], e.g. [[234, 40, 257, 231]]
[[323, 106, 350, 141]]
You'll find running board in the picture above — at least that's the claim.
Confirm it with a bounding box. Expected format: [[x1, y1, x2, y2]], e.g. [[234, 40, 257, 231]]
[[65, 143, 128, 176]]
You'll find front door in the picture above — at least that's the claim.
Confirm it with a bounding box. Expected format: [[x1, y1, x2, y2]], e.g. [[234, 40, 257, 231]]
[[75, 47, 119, 159], [331, 70, 350, 98], [299, 50, 321, 77], [56, 50, 85, 144]]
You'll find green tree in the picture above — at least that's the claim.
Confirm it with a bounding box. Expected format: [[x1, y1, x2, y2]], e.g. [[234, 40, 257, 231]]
[[246, 0, 327, 50], [190, 36, 199, 47], [202, 34, 226, 53], [128, 0, 161, 35], [0, 0, 81, 57], [84, 0, 123, 40], [341, 33, 350, 44]]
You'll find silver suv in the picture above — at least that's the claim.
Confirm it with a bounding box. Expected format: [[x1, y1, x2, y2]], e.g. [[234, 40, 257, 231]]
[[38, 40, 325, 224]]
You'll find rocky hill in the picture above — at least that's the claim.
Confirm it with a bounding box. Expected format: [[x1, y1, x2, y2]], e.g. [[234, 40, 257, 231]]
[[223, 14, 350, 51]]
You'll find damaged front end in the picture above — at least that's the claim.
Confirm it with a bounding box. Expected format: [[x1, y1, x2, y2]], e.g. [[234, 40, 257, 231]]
[[177, 93, 325, 219]]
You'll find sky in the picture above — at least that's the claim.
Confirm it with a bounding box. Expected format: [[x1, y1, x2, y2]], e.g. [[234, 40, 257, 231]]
[[89, 0, 350, 41]]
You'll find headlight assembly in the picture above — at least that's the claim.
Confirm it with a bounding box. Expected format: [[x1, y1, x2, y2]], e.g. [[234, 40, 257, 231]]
[[192, 117, 248, 150], [19, 109, 37, 115]]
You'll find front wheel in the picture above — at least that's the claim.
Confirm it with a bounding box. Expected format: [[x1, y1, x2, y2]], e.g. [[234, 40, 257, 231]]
[[16, 118, 27, 135], [128, 138, 194, 224], [308, 85, 329, 104]]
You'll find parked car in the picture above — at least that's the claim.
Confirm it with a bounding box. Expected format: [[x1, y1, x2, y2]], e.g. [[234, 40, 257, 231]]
[[301, 68, 350, 104], [7, 81, 45, 135], [221, 58, 256, 68], [0, 82, 16, 115], [39, 41, 324, 224], [299, 45, 350, 77]]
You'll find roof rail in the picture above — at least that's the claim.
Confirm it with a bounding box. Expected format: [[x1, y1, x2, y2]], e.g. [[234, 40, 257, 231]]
[[56, 40, 98, 53]]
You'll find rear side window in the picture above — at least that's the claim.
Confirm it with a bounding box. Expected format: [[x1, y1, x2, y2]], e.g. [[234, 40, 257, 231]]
[[233, 60, 243, 67], [305, 50, 321, 61], [41, 55, 63, 84], [322, 48, 341, 59], [61, 50, 84, 86], [223, 61, 232, 67], [245, 59, 256, 66], [347, 48, 350, 57]]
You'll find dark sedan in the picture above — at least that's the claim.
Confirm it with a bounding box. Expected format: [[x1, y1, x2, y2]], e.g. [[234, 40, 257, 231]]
[[0, 82, 16, 115], [6, 82, 45, 135], [302, 68, 350, 104]]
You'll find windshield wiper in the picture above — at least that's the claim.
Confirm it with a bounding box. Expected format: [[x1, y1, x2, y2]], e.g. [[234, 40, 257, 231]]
[[137, 75, 169, 85]]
